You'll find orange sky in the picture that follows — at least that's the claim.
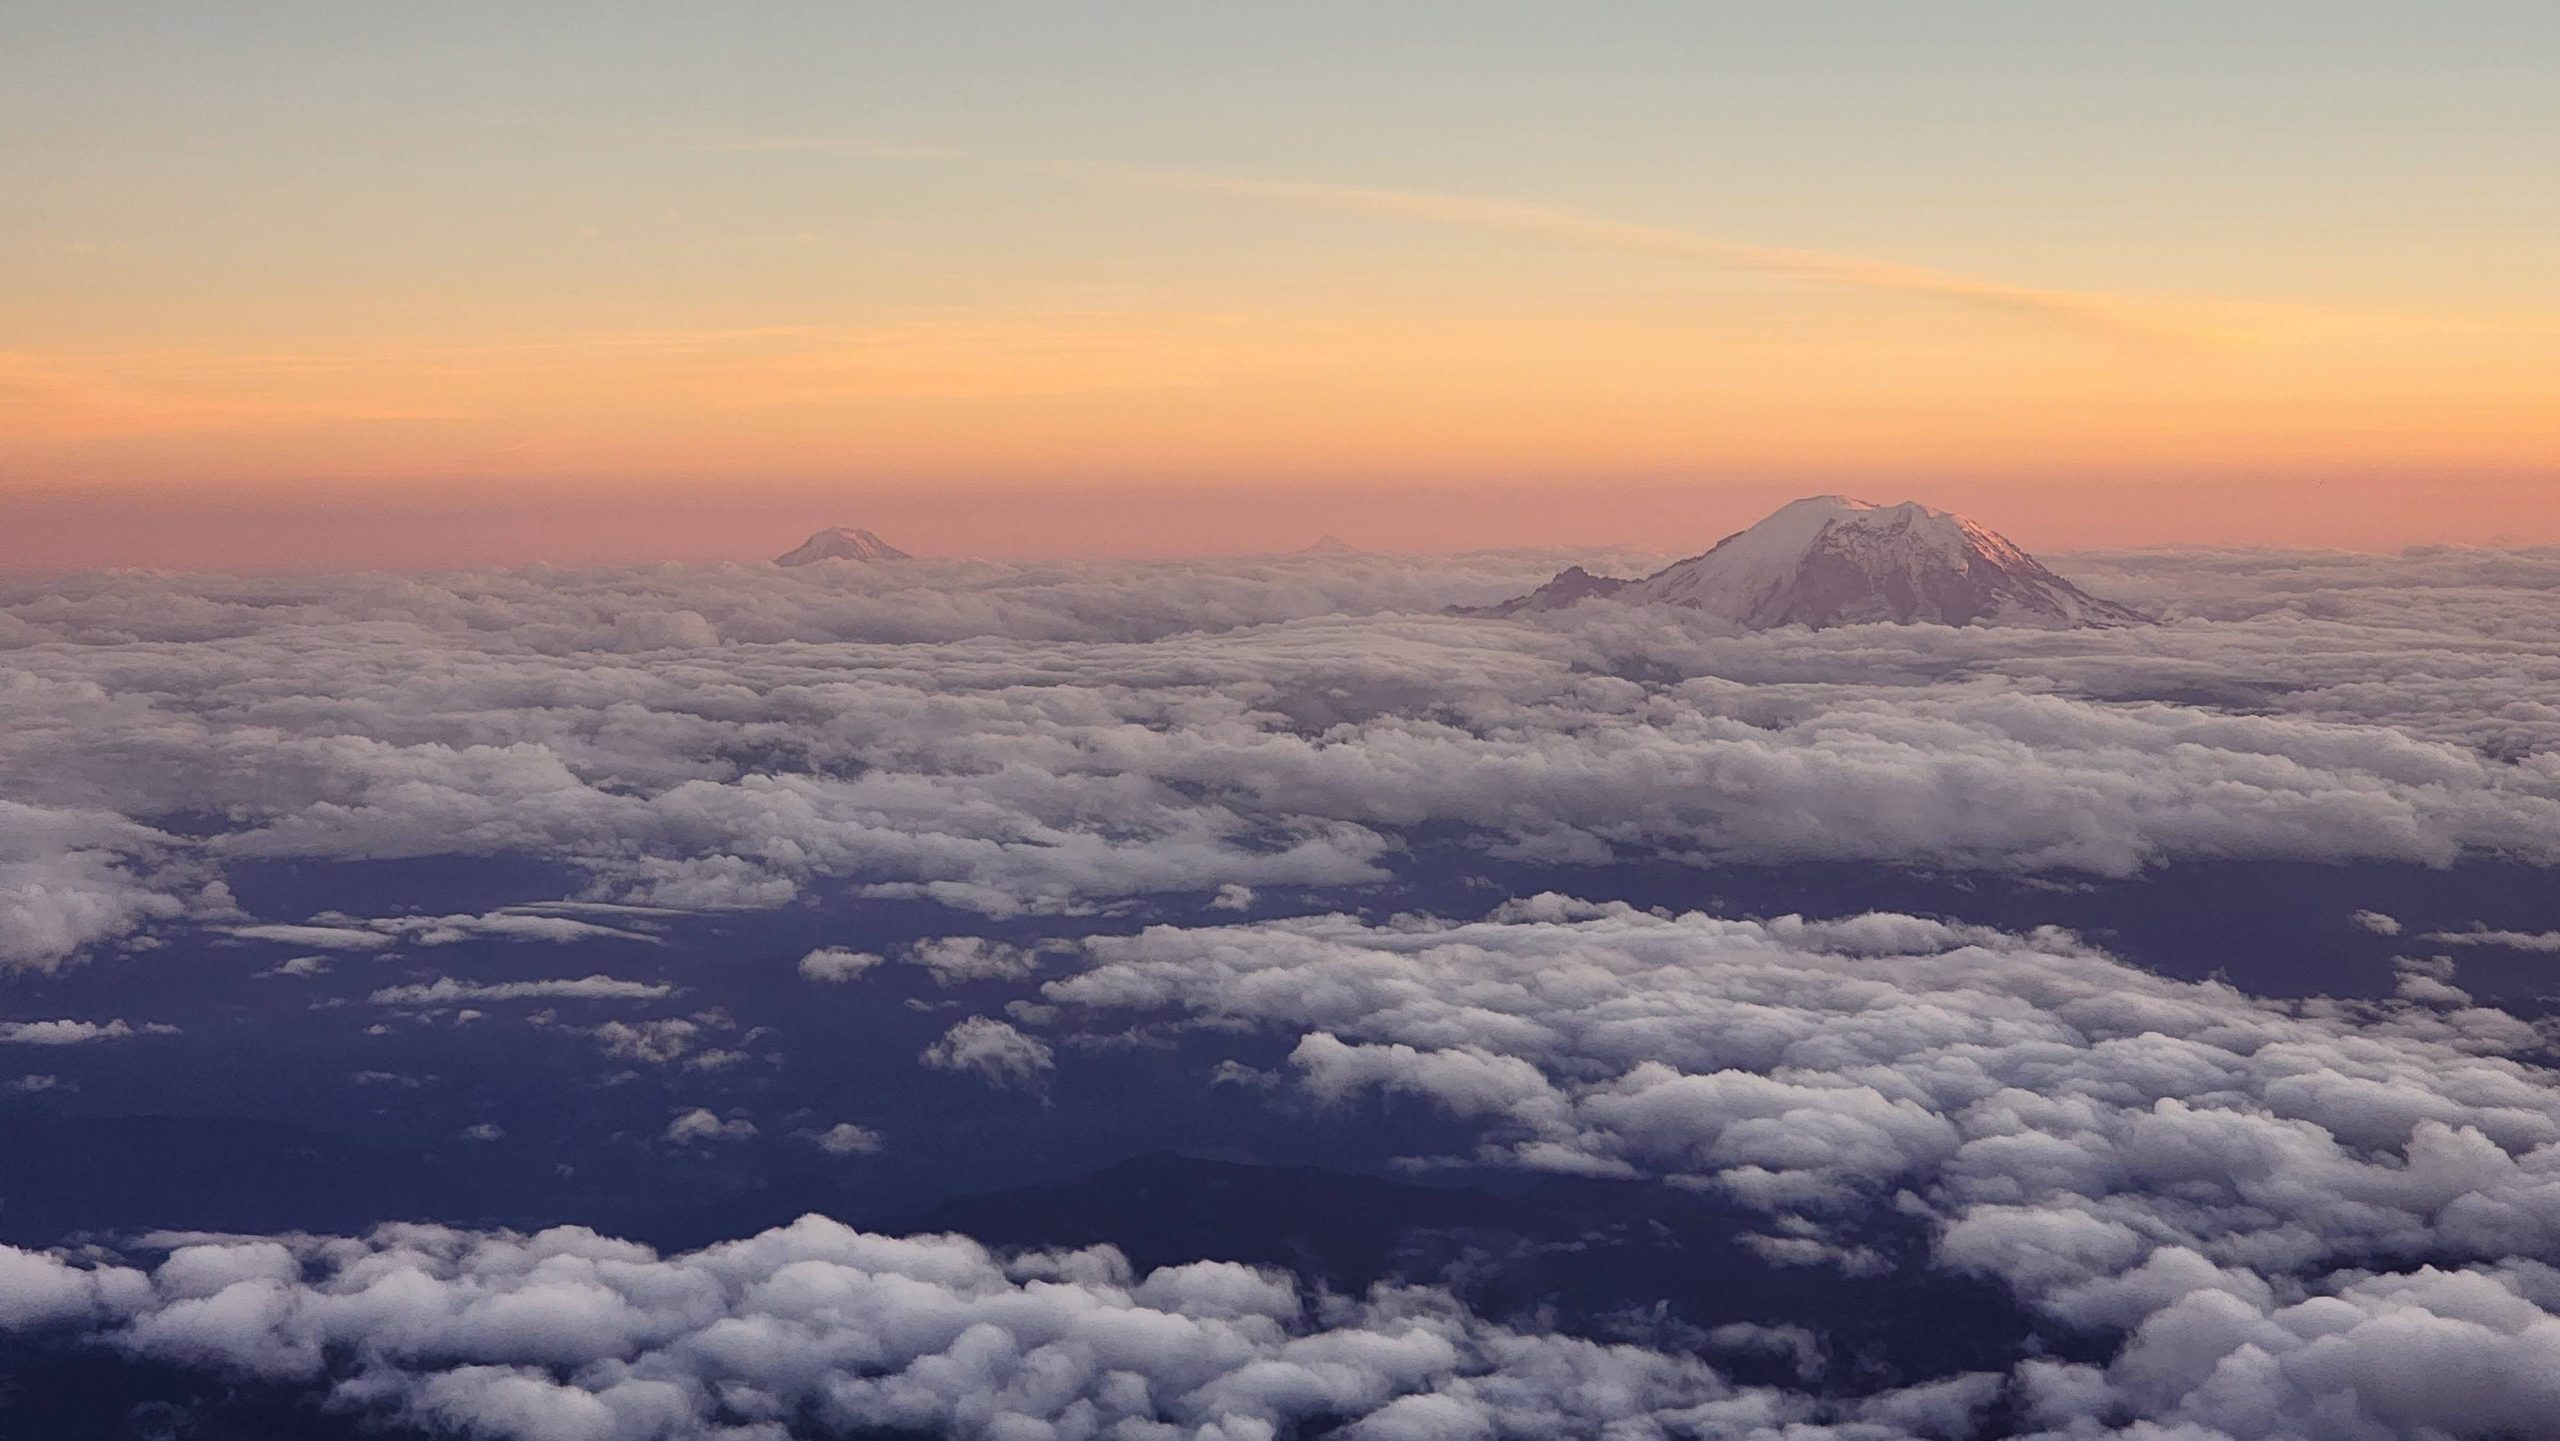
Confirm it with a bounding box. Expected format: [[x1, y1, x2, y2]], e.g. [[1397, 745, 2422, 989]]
[[3, 4, 2553, 567]]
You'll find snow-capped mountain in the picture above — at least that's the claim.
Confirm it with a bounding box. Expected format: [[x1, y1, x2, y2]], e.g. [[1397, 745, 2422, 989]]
[[774, 527, 912, 566], [1295, 534, 1363, 556], [1481, 496, 2150, 629]]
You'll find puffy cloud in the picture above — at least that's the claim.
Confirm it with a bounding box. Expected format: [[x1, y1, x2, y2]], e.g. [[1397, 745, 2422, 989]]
[[30, 1202, 2560, 1440], [586, 1013, 747, 1069], [258, 954, 333, 978], [800, 1122, 883, 1156], [0, 1243, 147, 1330], [2349, 908, 2404, 936], [607, 608, 720, 653], [662, 1108, 755, 1145], [907, 936, 1045, 986], [2020, 1262, 2560, 1440], [2395, 961, 2475, 1007], [794, 946, 881, 983], [1040, 898, 2560, 1432], [0, 1218, 1989, 1440], [921, 1016, 1055, 1088], [0, 801, 188, 973]]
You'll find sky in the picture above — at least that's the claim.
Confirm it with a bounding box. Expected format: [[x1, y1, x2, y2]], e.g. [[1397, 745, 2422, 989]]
[[3, 1, 2556, 567]]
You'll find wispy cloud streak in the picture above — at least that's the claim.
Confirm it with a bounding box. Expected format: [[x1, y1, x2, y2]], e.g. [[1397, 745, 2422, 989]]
[[715, 139, 2177, 340], [1067, 162, 2168, 338]]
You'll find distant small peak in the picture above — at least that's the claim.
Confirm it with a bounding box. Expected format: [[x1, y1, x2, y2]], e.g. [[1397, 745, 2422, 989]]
[[1295, 535, 1363, 556], [775, 527, 912, 566]]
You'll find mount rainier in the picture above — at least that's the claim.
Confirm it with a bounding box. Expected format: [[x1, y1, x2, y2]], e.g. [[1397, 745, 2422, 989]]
[[1479, 495, 2150, 629]]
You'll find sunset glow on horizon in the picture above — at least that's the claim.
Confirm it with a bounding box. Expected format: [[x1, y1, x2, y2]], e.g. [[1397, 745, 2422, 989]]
[[5, 3, 2554, 566], [19, 13, 2560, 1431]]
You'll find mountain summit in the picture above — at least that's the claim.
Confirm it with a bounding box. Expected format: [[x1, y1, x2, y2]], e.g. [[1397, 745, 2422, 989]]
[[775, 527, 912, 565], [1482, 496, 2149, 629]]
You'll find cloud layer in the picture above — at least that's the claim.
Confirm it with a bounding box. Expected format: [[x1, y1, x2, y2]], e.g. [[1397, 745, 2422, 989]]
[[4, 546, 2557, 971], [1029, 897, 2560, 1437], [6, 545, 2560, 1437], [1, 1217, 1998, 1441]]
